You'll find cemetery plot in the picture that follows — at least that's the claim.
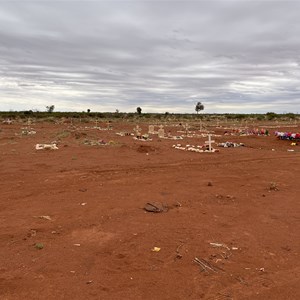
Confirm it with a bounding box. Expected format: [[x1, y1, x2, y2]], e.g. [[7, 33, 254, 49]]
[[0, 120, 299, 300], [224, 127, 269, 136], [275, 131, 300, 140], [217, 141, 245, 148]]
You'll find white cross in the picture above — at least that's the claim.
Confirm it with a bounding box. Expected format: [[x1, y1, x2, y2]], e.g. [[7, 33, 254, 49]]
[[205, 134, 215, 152], [134, 125, 141, 133]]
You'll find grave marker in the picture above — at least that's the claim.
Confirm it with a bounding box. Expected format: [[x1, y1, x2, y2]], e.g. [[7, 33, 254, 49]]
[[134, 125, 142, 136], [158, 125, 165, 138], [184, 123, 189, 136], [205, 134, 215, 152], [148, 125, 155, 134]]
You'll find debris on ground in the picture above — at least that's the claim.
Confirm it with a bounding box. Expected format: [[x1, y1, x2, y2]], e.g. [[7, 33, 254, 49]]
[[144, 202, 169, 213], [209, 242, 230, 250], [151, 247, 161, 252], [35, 243, 44, 250], [269, 182, 279, 191], [35, 215, 52, 221], [194, 257, 224, 273], [175, 244, 183, 260], [35, 143, 58, 150], [217, 141, 245, 147], [172, 144, 219, 153]]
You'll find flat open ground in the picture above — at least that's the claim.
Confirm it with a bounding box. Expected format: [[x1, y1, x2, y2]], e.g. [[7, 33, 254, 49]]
[[0, 121, 299, 299]]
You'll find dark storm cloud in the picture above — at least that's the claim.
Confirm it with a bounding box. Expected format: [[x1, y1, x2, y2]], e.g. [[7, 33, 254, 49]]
[[0, 0, 299, 113]]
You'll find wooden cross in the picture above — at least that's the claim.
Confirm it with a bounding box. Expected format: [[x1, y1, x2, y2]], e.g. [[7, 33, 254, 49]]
[[184, 123, 189, 136], [205, 134, 215, 152], [27, 118, 31, 130], [134, 125, 141, 134]]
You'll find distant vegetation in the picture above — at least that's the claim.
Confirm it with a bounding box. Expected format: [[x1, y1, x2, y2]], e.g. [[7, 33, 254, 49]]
[[0, 110, 298, 123]]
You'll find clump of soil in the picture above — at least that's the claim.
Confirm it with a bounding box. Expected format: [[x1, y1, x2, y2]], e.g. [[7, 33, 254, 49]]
[[136, 145, 158, 153]]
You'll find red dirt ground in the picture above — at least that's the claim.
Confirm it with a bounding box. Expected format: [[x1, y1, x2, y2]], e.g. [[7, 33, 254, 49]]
[[0, 121, 299, 299]]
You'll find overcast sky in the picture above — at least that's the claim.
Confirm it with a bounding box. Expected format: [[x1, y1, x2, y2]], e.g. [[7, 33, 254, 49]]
[[0, 0, 299, 113]]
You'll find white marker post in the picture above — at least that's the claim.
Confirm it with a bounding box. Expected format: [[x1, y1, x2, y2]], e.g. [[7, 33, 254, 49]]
[[134, 125, 141, 137], [184, 123, 188, 136], [205, 134, 215, 152]]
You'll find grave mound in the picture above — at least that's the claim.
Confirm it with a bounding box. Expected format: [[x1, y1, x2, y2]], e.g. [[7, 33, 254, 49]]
[[136, 145, 158, 153]]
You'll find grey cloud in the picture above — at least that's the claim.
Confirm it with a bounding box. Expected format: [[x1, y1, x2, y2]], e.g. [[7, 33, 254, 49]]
[[0, 1, 299, 113]]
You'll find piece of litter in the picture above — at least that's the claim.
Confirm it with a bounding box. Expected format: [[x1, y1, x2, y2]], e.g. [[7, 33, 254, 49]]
[[151, 247, 161, 252], [80, 202, 87, 206], [35, 215, 52, 221], [231, 247, 239, 250], [209, 242, 230, 250], [73, 243, 81, 247]]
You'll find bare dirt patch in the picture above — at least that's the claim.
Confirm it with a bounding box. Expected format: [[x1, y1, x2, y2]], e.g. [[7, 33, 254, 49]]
[[0, 121, 299, 299]]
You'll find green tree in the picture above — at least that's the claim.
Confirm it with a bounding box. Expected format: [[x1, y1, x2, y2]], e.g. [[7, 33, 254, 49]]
[[46, 105, 55, 113], [195, 102, 204, 114]]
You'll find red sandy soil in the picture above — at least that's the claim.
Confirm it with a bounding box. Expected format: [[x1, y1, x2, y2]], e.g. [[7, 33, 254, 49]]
[[0, 121, 299, 300]]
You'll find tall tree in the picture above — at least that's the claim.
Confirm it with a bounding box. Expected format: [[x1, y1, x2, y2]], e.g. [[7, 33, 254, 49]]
[[46, 105, 55, 113], [195, 102, 204, 114]]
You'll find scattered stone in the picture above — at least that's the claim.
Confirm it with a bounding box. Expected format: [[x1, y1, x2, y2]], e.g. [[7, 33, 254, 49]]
[[217, 141, 245, 148], [133, 134, 152, 141], [22, 130, 36, 135], [35, 243, 44, 250], [27, 229, 37, 237], [35, 215, 52, 221], [144, 202, 168, 213], [173, 144, 219, 153], [151, 247, 161, 252], [36, 143, 58, 150], [269, 182, 279, 191], [207, 182, 213, 186], [2, 119, 13, 124]]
